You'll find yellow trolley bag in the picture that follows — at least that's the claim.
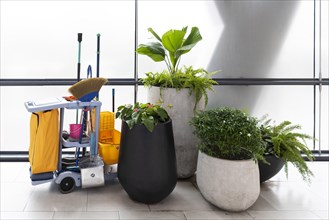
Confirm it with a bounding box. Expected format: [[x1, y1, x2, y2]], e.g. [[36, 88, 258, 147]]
[[29, 109, 59, 174]]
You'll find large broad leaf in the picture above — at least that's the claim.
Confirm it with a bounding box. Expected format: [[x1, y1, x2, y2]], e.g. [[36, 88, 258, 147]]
[[136, 42, 165, 62], [143, 116, 155, 132], [156, 108, 169, 121], [126, 119, 135, 130], [176, 27, 202, 56], [162, 29, 186, 53], [148, 28, 162, 42]]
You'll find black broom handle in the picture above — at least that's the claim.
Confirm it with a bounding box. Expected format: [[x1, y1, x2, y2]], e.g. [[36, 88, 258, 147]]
[[77, 33, 82, 82]]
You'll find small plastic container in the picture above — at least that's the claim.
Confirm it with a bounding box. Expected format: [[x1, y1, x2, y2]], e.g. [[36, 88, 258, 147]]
[[69, 124, 82, 139]]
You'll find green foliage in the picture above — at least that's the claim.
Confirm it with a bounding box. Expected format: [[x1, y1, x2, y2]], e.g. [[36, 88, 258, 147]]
[[141, 66, 218, 110], [260, 117, 315, 183], [190, 107, 265, 162], [136, 26, 202, 74], [137, 27, 218, 110], [116, 102, 169, 132]]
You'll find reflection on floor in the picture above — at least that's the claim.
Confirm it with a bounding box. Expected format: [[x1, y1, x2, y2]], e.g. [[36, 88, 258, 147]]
[[0, 162, 328, 219]]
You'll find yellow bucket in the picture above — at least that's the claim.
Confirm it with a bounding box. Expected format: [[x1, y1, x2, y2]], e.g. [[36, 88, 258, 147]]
[[98, 129, 121, 165]]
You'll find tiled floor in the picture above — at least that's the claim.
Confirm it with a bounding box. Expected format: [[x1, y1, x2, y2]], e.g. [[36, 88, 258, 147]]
[[0, 162, 328, 220]]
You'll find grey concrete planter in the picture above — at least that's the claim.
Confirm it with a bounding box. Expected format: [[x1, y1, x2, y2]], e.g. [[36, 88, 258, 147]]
[[147, 87, 204, 178], [197, 151, 260, 212]]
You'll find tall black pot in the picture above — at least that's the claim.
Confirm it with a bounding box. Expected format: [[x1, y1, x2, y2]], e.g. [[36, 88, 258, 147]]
[[118, 119, 177, 204], [259, 155, 285, 183]]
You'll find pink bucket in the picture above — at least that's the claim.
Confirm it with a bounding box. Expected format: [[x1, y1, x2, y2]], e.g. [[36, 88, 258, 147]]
[[69, 124, 82, 139]]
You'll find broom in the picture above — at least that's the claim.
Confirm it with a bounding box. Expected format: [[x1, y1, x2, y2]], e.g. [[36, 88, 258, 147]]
[[68, 77, 108, 102]]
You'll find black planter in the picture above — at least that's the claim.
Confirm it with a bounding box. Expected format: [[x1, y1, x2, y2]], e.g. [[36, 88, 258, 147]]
[[259, 155, 285, 183], [118, 119, 177, 204]]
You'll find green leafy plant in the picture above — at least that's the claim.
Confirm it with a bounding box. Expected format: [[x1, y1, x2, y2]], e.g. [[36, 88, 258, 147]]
[[137, 26, 218, 109], [142, 66, 217, 110], [116, 102, 169, 132], [260, 117, 315, 182], [190, 107, 265, 162], [136, 26, 202, 74]]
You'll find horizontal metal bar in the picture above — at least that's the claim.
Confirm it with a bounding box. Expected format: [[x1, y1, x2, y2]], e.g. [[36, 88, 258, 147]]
[[1, 78, 328, 86], [1, 150, 328, 162], [0, 78, 138, 86], [214, 78, 329, 86]]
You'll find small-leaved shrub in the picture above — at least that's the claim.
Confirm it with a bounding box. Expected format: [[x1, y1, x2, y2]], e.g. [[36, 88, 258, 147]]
[[190, 107, 265, 161]]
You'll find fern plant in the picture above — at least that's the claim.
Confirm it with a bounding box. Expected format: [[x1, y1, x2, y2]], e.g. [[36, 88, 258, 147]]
[[141, 66, 217, 110], [137, 27, 218, 109], [260, 118, 315, 183]]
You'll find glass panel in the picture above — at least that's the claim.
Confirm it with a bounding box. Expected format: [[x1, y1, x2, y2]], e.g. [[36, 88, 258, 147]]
[[0, 1, 135, 79], [208, 86, 314, 148], [137, 86, 148, 104], [316, 86, 328, 151], [138, 0, 313, 78], [0, 86, 134, 151]]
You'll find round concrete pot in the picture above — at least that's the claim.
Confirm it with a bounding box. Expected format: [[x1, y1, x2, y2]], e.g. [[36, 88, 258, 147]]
[[147, 87, 204, 179], [197, 151, 260, 212]]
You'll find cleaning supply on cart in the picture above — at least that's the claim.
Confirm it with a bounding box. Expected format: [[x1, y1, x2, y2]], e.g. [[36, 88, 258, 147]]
[[98, 111, 121, 165], [29, 109, 59, 174], [69, 123, 82, 139], [89, 109, 97, 158], [68, 77, 107, 102]]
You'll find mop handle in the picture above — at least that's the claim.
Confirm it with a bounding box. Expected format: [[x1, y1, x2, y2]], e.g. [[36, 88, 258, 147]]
[[76, 33, 83, 123], [96, 33, 100, 78], [112, 88, 115, 112], [77, 33, 83, 82]]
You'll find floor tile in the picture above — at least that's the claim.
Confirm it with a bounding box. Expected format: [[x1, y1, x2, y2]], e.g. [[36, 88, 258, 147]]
[[53, 211, 119, 219], [24, 182, 88, 212], [248, 195, 277, 211], [259, 181, 328, 211], [248, 210, 321, 219], [311, 210, 329, 220], [184, 210, 252, 219], [119, 211, 186, 219], [0, 182, 34, 211], [149, 182, 216, 211], [0, 211, 54, 219], [87, 180, 149, 211]]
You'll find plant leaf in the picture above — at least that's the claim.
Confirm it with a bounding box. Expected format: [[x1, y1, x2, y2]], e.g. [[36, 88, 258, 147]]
[[143, 116, 155, 132], [148, 28, 162, 42], [162, 29, 186, 53], [156, 107, 169, 121], [177, 27, 202, 56], [136, 42, 165, 62], [126, 120, 135, 130]]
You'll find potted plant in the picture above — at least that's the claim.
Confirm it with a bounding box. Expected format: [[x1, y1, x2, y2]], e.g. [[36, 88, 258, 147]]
[[137, 26, 217, 178], [116, 102, 177, 204], [258, 117, 315, 183], [190, 107, 265, 212]]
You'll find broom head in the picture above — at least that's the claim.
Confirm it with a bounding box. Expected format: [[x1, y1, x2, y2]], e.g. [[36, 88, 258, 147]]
[[68, 77, 108, 101]]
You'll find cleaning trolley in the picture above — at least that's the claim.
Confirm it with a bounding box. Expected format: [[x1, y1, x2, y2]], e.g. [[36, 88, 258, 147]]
[[24, 75, 120, 193]]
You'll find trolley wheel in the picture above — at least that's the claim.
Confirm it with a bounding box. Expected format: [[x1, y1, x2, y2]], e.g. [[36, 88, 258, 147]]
[[59, 177, 76, 194]]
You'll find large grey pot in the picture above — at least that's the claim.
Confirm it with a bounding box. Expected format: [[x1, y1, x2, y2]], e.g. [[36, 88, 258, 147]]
[[197, 151, 260, 212], [147, 87, 204, 178]]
